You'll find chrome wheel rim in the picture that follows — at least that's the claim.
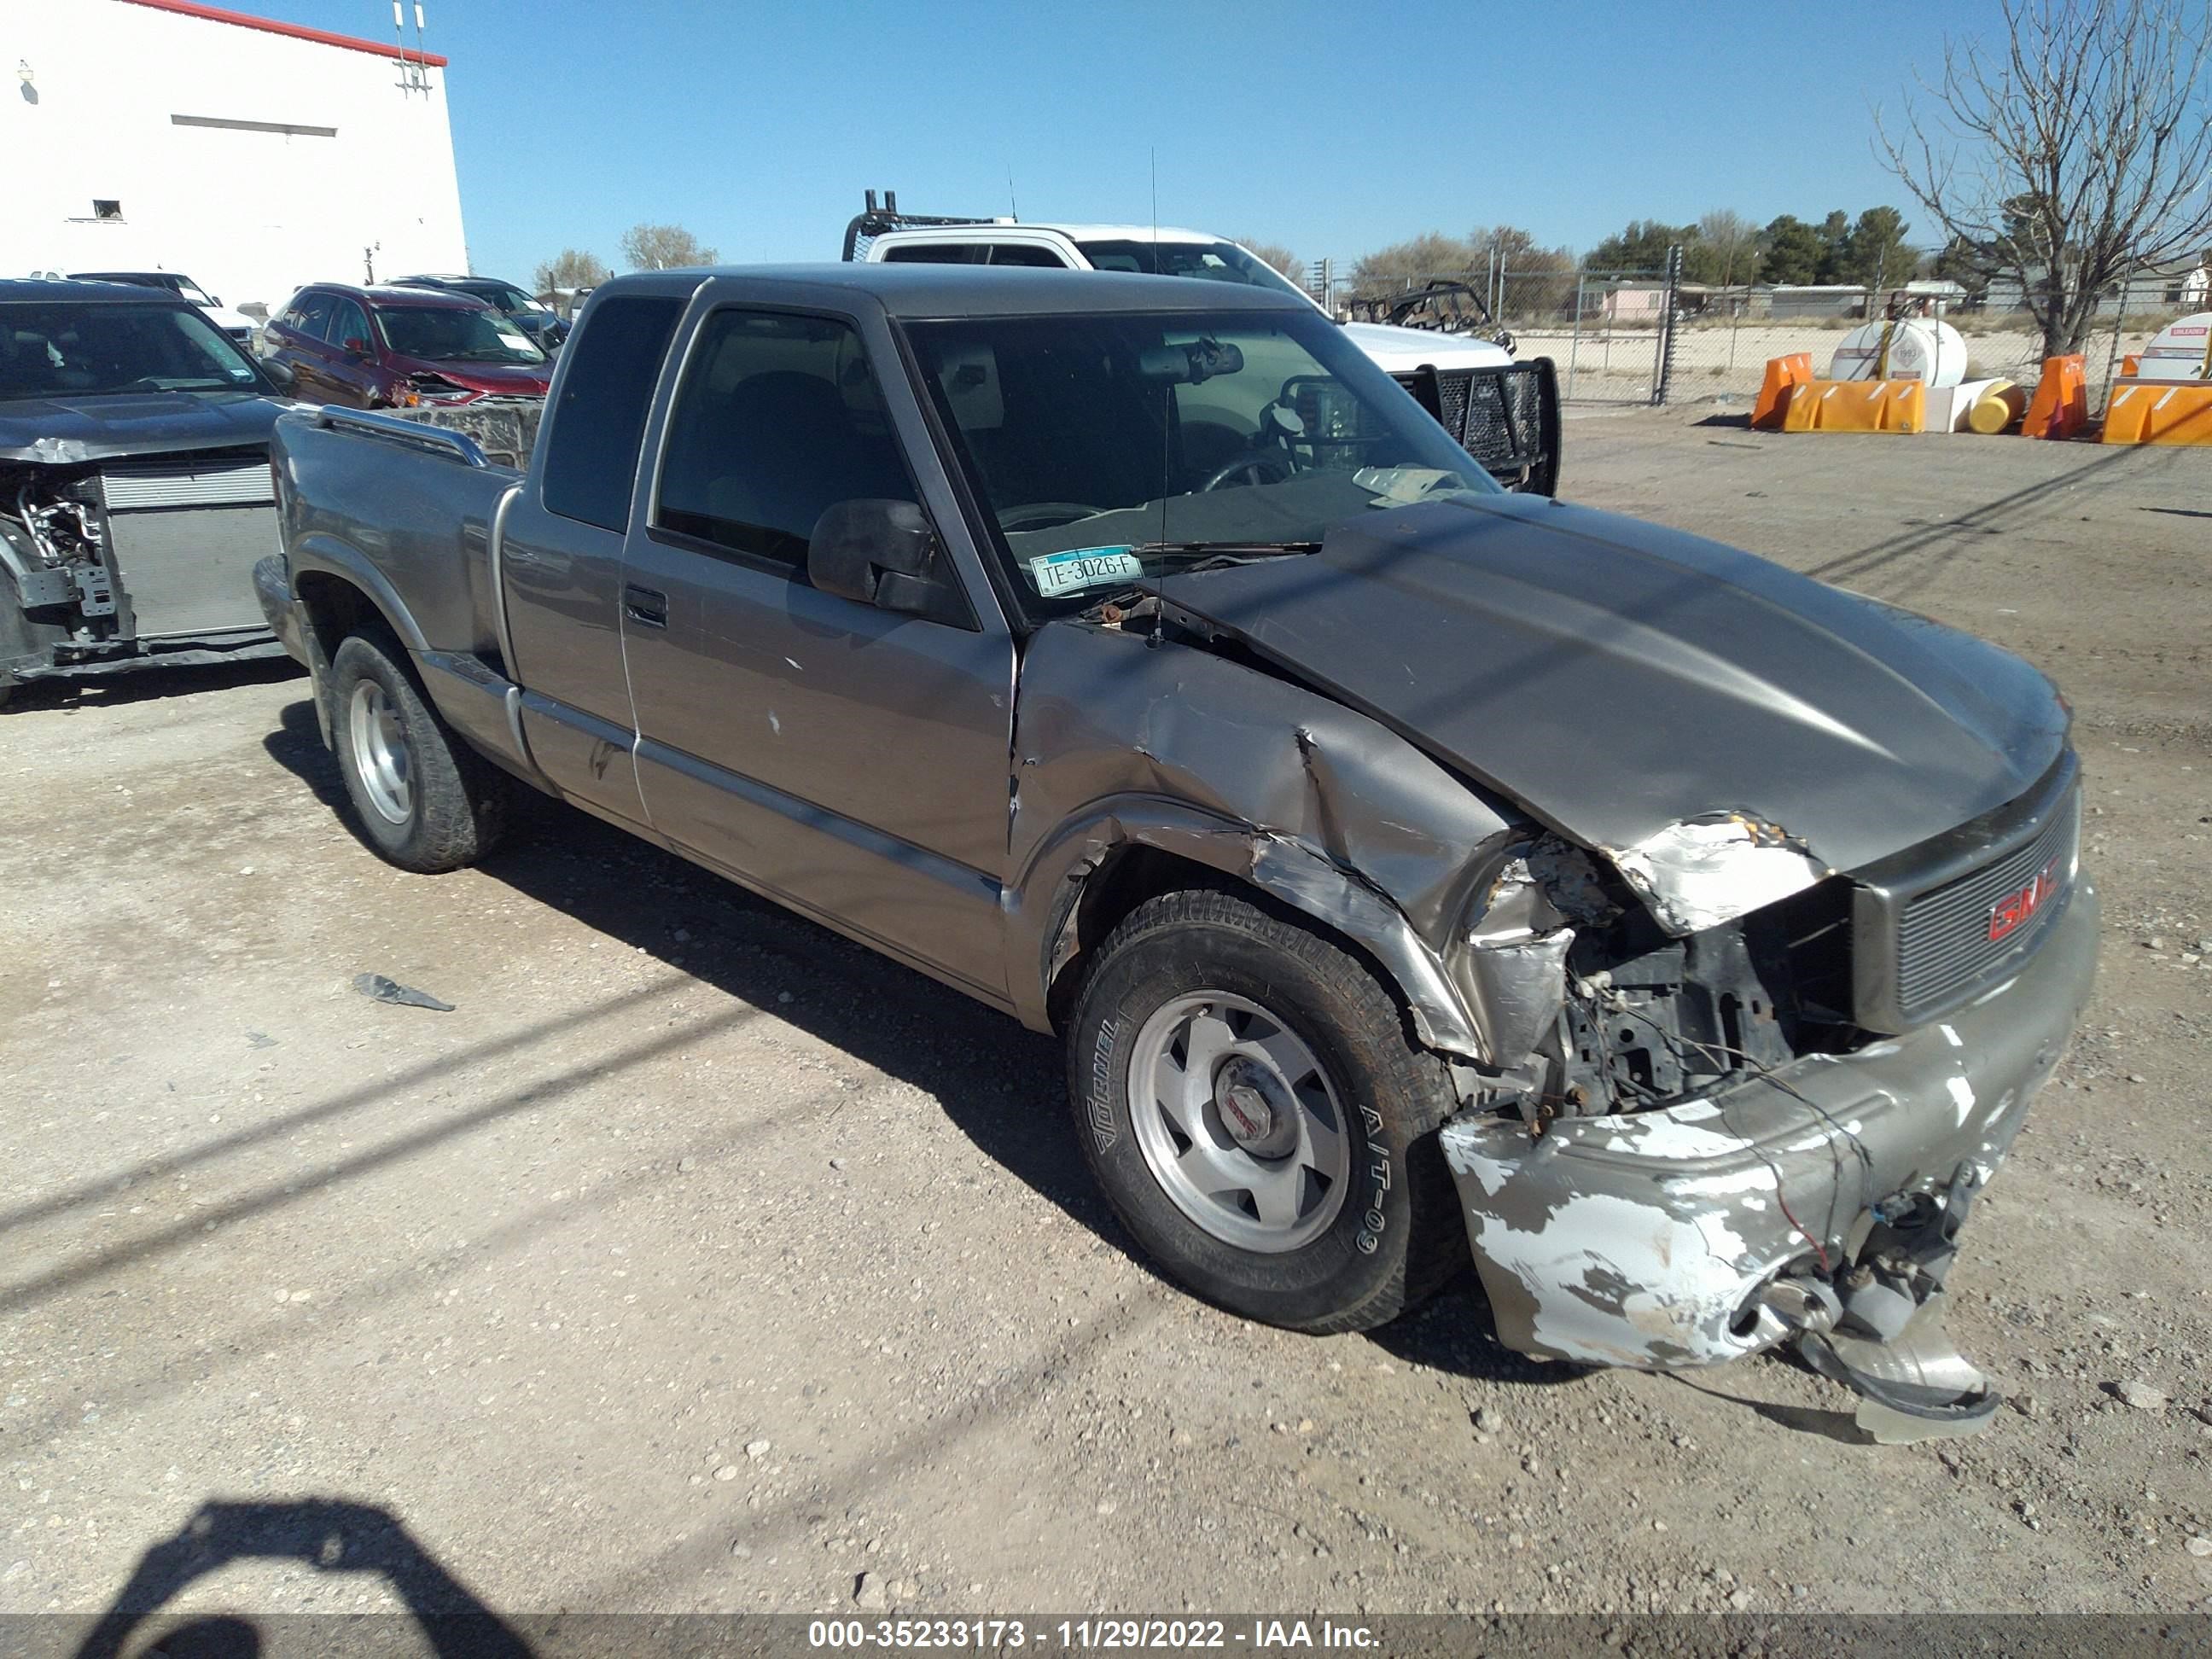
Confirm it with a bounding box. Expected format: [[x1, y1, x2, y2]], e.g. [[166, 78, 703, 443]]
[[347, 679, 412, 825], [1126, 991, 1351, 1254]]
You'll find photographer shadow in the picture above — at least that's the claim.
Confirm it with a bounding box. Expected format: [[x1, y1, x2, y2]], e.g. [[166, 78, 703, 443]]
[[72, 1498, 530, 1659]]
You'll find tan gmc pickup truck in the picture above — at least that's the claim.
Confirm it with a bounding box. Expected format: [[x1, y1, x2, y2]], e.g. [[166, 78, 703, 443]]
[[257, 264, 2096, 1430]]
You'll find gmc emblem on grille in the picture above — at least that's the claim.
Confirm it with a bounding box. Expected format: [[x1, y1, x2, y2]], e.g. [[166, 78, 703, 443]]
[[1988, 858, 2064, 942]]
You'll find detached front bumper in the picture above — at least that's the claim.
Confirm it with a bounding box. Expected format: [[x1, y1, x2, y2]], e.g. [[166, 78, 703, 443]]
[[1441, 881, 2099, 1369]]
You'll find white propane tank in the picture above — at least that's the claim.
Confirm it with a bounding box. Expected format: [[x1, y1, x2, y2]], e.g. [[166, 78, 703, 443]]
[[2134, 312, 2212, 379], [1828, 318, 1968, 387]]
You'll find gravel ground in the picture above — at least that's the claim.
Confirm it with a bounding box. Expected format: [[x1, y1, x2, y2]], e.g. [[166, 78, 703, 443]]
[[2, 414, 2208, 1630]]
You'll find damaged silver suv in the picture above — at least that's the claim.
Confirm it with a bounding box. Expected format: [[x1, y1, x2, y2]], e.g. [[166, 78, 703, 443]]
[[262, 267, 2097, 1423]]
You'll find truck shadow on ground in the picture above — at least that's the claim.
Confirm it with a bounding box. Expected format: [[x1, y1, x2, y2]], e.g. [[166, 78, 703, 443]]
[[260, 696, 1566, 1388], [70, 1497, 530, 1659]]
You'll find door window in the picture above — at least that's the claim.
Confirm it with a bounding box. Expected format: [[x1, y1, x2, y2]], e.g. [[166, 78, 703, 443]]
[[880, 243, 987, 264], [324, 298, 371, 352], [288, 292, 335, 341], [987, 244, 1068, 267], [654, 311, 915, 572]]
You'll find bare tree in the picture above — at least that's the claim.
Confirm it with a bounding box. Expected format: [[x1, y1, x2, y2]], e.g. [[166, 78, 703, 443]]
[[1696, 210, 1761, 286], [533, 248, 611, 293], [620, 223, 720, 271], [1876, 0, 2212, 357], [1234, 239, 1307, 286]]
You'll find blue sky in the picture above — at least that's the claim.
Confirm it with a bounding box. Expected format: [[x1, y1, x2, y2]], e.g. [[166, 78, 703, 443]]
[[274, 0, 2014, 282]]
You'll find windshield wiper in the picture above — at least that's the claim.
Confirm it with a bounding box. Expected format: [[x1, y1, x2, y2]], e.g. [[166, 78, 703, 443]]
[[1134, 539, 1321, 563], [1076, 541, 1320, 614]]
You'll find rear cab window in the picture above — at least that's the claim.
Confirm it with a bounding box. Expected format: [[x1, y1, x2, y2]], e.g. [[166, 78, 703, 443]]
[[540, 295, 686, 530]]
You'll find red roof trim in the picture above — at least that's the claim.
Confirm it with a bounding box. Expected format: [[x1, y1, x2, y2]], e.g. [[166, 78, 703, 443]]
[[117, 0, 450, 67]]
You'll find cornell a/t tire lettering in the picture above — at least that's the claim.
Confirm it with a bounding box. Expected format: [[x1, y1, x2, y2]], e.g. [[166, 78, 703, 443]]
[[1065, 888, 1466, 1333]]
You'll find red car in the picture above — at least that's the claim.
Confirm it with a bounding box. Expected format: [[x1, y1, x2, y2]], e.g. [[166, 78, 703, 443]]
[[257, 282, 553, 408]]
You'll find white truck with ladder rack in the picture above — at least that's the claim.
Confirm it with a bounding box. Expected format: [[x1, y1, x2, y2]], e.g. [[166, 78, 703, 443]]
[[843, 191, 1560, 494]]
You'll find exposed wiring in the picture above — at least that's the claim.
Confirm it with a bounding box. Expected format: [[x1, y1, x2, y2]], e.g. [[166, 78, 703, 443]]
[[1592, 992, 1871, 1279]]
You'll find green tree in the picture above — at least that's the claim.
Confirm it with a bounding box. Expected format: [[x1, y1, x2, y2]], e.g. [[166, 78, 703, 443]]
[[1838, 206, 1914, 288], [1814, 211, 1852, 282], [1584, 220, 1693, 272], [620, 223, 719, 271], [1920, 234, 1994, 298], [1759, 215, 1826, 284], [533, 248, 611, 293]]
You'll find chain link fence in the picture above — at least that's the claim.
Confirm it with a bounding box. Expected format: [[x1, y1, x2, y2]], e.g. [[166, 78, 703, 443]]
[[1324, 248, 2205, 412]]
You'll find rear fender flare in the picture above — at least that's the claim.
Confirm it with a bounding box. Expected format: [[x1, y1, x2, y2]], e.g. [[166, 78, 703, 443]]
[[288, 533, 430, 656], [288, 535, 432, 747]]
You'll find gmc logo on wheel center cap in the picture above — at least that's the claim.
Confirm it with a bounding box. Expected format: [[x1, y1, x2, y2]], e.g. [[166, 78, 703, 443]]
[[1988, 857, 2064, 943]]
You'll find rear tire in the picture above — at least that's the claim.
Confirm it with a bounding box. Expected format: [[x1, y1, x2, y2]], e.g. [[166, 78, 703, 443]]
[[1068, 889, 1467, 1333], [328, 630, 508, 872]]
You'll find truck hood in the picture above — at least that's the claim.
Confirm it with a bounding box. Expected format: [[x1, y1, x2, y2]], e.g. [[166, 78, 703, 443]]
[[1340, 320, 1514, 371], [1160, 493, 2069, 882], [0, 390, 286, 464]]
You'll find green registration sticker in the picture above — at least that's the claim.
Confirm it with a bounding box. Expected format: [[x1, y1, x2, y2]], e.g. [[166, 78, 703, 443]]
[[1026, 546, 1144, 598]]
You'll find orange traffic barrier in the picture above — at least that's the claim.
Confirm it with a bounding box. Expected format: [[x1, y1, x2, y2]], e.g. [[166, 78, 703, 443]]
[[1751, 352, 1813, 429], [2022, 354, 2088, 439], [2121, 353, 2141, 378], [1779, 378, 1927, 434], [2100, 381, 2212, 445]]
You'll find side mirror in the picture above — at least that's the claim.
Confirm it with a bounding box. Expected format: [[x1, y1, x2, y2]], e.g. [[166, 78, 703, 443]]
[[341, 337, 370, 358], [808, 499, 964, 624], [259, 357, 296, 393]]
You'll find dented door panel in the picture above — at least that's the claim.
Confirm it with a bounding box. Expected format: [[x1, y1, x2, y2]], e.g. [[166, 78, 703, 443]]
[[1004, 617, 1517, 1049]]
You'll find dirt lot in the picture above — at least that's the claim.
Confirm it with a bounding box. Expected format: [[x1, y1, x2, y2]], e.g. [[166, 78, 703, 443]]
[[3, 416, 2209, 1630]]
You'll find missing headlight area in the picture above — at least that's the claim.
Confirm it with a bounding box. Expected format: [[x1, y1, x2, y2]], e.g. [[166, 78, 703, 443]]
[[1452, 834, 1864, 1127], [3, 467, 116, 628]]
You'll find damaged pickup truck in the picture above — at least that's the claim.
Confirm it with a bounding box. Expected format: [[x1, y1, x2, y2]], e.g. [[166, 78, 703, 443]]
[[259, 265, 2095, 1422], [2, 278, 299, 703]]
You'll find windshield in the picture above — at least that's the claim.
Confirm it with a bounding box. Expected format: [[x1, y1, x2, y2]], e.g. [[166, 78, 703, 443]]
[[0, 300, 265, 399], [465, 282, 544, 315], [376, 305, 546, 365], [905, 307, 1498, 617], [1075, 240, 1313, 303]]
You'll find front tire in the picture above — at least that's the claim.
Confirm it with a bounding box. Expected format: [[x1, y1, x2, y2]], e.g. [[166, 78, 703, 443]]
[[328, 630, 508, 872], [1068, 889, 1466, 1333]]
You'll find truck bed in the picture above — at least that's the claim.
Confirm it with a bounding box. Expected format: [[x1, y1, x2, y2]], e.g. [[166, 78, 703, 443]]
[[272, 407, 522, 665]]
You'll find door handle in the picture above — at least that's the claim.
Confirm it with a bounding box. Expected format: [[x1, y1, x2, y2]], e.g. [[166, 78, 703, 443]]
[[624, 583, 669, 628]]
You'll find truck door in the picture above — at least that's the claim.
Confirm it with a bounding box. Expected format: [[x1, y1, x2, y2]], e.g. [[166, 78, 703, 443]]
[[618, 301, 1016, 1004], [496, 292, 688, 827]]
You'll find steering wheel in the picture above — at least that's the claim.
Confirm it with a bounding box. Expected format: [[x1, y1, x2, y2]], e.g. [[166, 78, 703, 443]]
[[1200, 452, 1295, 492], [998, 503, 1109, 532]]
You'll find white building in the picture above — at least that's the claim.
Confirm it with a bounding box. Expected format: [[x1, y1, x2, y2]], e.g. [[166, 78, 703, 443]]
[[3, 0, 466, 316]]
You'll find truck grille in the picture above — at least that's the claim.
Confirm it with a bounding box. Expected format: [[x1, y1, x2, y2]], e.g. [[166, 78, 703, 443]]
[[1895, 789, 2079, 1022], [101, 455, 273, 509], [1392, 362, 1557, 492]]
